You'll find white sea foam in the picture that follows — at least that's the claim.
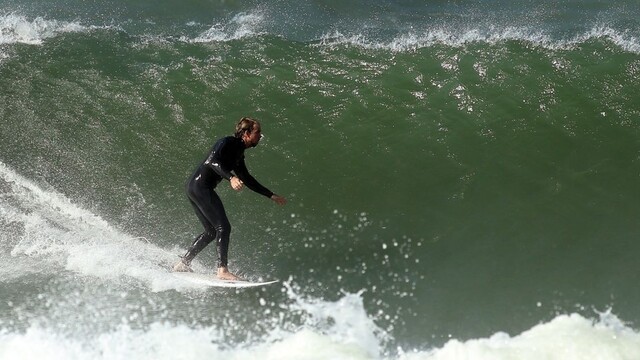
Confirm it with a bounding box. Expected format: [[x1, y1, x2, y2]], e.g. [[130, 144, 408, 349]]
[[318, 27, 551, 51], [318, 25, 640, 54], [0, 161, 211, 292], [400, 311, 640, 360], [0, 278, 387, 359], [577, 26, 640, 54], [189, 11, 266, 43], [0, 310, 638, 360], [0, 13, 87, 45]]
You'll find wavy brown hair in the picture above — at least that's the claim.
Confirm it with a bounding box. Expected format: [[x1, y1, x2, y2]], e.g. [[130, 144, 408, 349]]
[[235, 117, 259, 138]]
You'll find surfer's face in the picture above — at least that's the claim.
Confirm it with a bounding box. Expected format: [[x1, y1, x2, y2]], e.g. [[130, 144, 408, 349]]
[[244, 125, 262, 148]]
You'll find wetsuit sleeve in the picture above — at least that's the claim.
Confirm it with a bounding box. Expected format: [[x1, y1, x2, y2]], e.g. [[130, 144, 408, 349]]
[[210, 161, 234, 181], [206, 138, 235, 181], [235, 158, 274, 198]]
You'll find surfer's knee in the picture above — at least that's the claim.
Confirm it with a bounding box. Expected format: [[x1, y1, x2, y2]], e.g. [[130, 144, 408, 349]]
[[214, 219, 231, 237]]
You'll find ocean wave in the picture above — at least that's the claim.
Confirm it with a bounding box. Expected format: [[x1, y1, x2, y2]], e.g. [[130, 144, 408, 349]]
[[3, 10, 637, 55]]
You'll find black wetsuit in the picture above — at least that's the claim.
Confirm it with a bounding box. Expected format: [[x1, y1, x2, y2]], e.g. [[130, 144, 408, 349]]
[[182, 136, 274, 268]]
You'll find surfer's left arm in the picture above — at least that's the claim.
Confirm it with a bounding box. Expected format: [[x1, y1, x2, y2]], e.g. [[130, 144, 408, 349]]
[[236, 159, 286, 205]]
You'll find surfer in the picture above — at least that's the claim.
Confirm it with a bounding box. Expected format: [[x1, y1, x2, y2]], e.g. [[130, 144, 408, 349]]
[[173, 117, 287, 280]]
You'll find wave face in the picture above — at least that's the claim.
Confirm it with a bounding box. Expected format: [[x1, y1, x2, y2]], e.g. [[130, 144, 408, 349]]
[[1, 1, 640, 358]]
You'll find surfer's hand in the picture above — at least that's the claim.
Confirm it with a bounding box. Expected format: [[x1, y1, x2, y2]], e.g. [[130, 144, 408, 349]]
[[230, 176, 244, 191], [271, 194, 287, 206]]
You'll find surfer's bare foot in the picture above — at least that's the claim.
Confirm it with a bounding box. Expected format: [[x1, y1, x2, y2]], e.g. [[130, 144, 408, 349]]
[[172, 259, 193, 272], [217, 267, 243, 281]]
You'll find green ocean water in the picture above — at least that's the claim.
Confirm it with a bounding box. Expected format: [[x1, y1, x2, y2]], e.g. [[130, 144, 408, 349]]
[[1, 2, 640, 358]]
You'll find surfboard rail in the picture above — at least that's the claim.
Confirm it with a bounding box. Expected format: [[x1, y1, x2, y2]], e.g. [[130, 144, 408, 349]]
[[173, 272, 279, 288]]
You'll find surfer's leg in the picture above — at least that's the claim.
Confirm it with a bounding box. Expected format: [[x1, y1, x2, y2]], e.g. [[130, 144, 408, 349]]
[[181, 199, 217, 264], [185, 191, 232, 268], [182, 232, 215, 263], [194, 193, 241, 280], [204, 192, 232, 268], [174, 202, 215, 271]]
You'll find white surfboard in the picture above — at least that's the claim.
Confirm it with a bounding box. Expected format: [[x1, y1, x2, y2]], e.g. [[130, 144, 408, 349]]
[[173, 272, 278, 288]]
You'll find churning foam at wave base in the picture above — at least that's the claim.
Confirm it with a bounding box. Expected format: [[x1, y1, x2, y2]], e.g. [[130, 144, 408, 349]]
[[0, 312, 638, 360], [0, 284, 384, 360]]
